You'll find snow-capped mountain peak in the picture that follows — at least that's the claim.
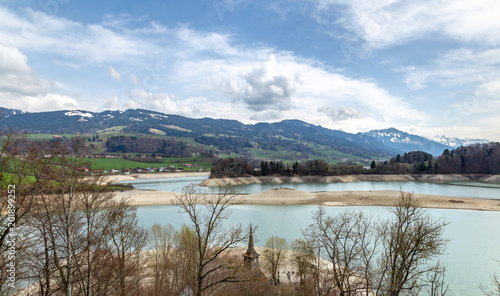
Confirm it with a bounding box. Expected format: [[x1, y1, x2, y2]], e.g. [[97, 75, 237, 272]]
[[427, 135, 492, 148]]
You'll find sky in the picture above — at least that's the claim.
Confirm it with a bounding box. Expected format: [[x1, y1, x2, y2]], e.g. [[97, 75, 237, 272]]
[[1, 0, 500, 141]]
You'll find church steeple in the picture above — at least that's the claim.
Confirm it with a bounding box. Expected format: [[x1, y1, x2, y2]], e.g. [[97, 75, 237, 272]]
[[243, 225, 260, 269]]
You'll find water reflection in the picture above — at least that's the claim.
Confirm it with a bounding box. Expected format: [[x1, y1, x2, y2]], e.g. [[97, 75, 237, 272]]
[[126, 176, 500, 199], [137, 204, 500, 296]]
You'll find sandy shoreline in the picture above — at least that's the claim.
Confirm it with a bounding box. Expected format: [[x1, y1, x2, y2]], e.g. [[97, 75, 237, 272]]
[[200, 174, 500, 186], [113, 188, 500, 212], [106, 172, 500, 186], [106, 171, 210, 183], [107, 172, 500, 211]]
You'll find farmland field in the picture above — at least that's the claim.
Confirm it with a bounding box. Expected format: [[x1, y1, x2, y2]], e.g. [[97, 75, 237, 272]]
[[84, 156, 212, 171]]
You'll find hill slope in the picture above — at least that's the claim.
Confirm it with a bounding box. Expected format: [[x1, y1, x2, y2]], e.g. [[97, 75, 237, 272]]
[[1, 107, 486, 161]]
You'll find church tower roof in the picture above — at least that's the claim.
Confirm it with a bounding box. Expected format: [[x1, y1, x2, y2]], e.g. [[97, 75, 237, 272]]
[[243, 225, 260, 268]]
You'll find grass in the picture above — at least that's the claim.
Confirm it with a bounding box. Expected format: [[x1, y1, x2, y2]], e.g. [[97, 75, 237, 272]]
[[21, 129, 377, 167], [149, 128, 166, 136], [1, 171, 132, 194], [27, 134, 76, 140], [84, 156, 212, 171], [218, 153, 244, 158], [248, 147, 306, 162], [161, 124, 192, 132]]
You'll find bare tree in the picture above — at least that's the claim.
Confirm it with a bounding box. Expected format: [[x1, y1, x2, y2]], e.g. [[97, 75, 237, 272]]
[[425, 262, 449, 296], [290, 238, 316, 295], [35, 137, 91, 296], [0, 132, 66, 294], [173, 184, 254, 296], [262, 235, 287, 284], [303, 208, 377, 296], [146, 223, 178, 295], [375, 191, 449, 296], [481, 260, 500, 296], [15, 137, 148, 296], [105, 200, 148, 296]]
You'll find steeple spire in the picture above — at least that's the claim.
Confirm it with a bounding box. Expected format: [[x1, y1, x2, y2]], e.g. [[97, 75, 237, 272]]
[[248, 225, 255, 250], [243, 224, 260, 269]]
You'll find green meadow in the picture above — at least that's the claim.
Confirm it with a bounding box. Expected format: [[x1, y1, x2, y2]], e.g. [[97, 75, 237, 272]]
[[84, 156, 212, 171]]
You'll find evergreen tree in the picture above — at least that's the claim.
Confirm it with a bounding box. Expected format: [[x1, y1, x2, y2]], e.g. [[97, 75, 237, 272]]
[[260, 161, 268, 176]]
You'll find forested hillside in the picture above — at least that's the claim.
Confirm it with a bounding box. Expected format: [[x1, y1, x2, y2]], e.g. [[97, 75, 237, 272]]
[[435, 143, 500, 174], [371, 143, 500, 174], [211, 143, 500, 177], [105, 136, 200, 156], [3, 107, 494, 166], [0, 108, 397, 163]]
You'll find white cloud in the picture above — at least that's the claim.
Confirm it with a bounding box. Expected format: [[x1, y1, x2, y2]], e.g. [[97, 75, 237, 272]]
[[129, 73, 140, 86], [0, 5, 430, 134], [318, 105, 365, 122], [20, 93, 78, 111], [128, 89, 200, 117], [250, 110, 283, 121], [224, 54, 299, 113], [0, 7, 160, 64], [109, 66, 121, 80], [307, 0, 500, 49], [0, 44, 45, 96], [402, 47, 500, 98], [205, 46, 424, 129], [101, 96, 120, 110], [0, 44, 78, 111], [287, 58, 426, 124]]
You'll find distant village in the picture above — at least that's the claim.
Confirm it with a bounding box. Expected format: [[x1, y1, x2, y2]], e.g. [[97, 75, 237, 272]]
[[49, 152, 207, 175]]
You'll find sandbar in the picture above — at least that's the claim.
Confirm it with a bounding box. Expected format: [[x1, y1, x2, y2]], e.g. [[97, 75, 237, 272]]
[[200, 174, 500, 186], [108, 172, 500, 211], [113, 188, 500, 212], [106, 171, 210, 183]]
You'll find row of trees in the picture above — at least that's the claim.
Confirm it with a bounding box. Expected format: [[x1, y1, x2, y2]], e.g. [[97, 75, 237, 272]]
[[0, 133, 151, 296], [106, 136, 201, 156], [435, 143, 500, 174], [259, 192, 451, 296], [260, 160, 365, 176], [211, 143, 500, 178], [0, 132, 271, 296], [210, 158, 365, 178], [373, 143, 500, 174]]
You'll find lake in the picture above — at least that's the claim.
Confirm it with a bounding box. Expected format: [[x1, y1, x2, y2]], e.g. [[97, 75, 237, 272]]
[[126, 175, 500, 199], [127, 176, 500, 295]]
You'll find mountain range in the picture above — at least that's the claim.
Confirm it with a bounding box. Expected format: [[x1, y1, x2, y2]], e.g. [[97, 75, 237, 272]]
[[0, 107, 492, 161]]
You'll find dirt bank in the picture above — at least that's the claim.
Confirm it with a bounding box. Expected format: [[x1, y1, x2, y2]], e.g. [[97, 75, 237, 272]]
[[200, 174, 500, 187], [114, 188, 500, 212], [106, 171, 210, 184]]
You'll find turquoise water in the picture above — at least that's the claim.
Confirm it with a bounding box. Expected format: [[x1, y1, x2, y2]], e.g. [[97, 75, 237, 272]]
[[127, 176, 500, 295], [126, 176, 500, 199], [137, 204, 500, 296]]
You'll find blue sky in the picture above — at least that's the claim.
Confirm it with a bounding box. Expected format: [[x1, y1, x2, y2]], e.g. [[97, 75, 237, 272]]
[[1, 0, 500, 140]]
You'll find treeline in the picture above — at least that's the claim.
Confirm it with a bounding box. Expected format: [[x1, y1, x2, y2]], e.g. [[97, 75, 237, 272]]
[[262, 193, 450, 295], [210, 158, 364, 178], [374, 143, 500, 174], [210, 157, 254, 177], [106, 136, 201, 156], [372, 151, 436, 174], [255, 137, 315, 157], [259, 159, 364, 176], [210, 142, 500, 178], [194, 135, 252, 153], [436, 143, 500, 173]]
